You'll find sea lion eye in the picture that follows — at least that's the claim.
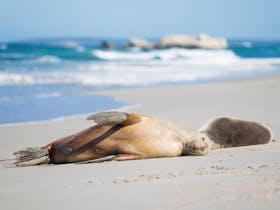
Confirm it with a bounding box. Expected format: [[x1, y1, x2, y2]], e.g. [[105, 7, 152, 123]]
[[62, 147, 73, 154]]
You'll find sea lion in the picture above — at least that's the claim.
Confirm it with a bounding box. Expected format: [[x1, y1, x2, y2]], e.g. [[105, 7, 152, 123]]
[[199, 117, 273, 149], [13, 112, 210, 166]]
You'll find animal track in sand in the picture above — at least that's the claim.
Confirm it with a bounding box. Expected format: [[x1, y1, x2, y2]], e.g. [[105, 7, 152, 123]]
[[195, 162, 280, 175], [88, 162, 280, 185], [112, 172, 181, 184]]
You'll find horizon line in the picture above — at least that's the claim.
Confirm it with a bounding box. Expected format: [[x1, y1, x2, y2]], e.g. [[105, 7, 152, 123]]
[[1, 35, 280, 43]]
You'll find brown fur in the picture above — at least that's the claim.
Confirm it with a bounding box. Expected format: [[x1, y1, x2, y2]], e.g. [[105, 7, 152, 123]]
[[13, 114, 273, 166], [45, 113, 209, 164], [199, 117, 272, 149]]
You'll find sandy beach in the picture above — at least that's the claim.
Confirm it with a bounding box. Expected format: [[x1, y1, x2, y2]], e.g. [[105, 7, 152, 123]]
[[0, 75, 280, 210]]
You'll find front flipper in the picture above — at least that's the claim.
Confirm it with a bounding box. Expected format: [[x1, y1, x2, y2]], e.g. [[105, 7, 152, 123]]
[[113, 154, 142, 161], [76, 155, 117, 164], [76, 154, 142, 164], [77, 154, 143, 164], [87, 111, 142, 126], [87, 111, 129, 126]]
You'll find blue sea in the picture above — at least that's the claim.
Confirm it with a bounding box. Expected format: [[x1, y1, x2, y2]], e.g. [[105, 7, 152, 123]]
[[1, 38, 280, 124]]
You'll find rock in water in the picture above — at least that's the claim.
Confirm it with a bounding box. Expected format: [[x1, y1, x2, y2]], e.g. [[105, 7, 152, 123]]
[[124, 37, 154, 49], [101, 41, 116, 49], [156, 34, 228, 49]]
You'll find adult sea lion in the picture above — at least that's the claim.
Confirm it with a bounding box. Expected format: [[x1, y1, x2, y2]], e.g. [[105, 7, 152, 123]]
[[13, 112, 210, 166], [199, 117, 273, 149]]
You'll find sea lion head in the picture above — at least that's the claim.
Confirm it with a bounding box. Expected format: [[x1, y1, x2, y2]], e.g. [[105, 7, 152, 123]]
[[183, 133, 211, 156]]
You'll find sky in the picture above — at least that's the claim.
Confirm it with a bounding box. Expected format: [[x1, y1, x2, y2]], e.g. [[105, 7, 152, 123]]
[[0, 0, 279, 41]]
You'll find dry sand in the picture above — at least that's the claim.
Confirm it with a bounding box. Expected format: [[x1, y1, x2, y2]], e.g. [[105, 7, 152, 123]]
[[0, 75, 280, 210]]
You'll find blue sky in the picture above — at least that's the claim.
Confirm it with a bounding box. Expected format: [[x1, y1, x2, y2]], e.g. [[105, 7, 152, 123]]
[[0, 0, 279, 41]]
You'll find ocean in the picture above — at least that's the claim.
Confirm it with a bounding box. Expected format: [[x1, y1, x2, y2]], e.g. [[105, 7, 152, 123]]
[[1, 38, 280, 124]]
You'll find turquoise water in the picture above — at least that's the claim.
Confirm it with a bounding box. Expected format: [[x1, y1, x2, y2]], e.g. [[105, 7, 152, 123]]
[[1, 38, 280, 124], [0, 84, 128, 124]]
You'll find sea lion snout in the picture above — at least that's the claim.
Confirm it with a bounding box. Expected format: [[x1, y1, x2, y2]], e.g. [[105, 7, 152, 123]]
[[183, 134, 211, 156]]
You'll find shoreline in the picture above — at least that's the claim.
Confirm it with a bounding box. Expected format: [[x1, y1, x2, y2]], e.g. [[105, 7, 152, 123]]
[[0, 74, 280, 210], [0, 104, 140, 128], [1, 72, 279, 128]]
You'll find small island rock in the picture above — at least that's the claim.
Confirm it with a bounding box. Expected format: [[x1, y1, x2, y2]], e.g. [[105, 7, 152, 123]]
[[156, 34, 228, 49]]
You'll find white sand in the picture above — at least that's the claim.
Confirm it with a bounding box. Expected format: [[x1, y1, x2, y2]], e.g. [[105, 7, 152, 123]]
[[0, 75, 280, 210]]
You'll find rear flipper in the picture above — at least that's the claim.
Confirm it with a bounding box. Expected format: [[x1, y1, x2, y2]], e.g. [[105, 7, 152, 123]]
[[13, 147, 50, 167]]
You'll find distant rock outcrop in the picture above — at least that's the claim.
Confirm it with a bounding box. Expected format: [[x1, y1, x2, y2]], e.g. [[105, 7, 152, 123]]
[[101, 41, 116, 49], [124, 37, 154, 49], [156, 34, 228, 49], [101, 34, 228, 50]]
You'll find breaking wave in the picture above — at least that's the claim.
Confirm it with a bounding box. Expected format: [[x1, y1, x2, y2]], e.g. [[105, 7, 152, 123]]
[[34, 55, 61, 63], [92, 48, 240, 63], [1, 55, 280, 87]]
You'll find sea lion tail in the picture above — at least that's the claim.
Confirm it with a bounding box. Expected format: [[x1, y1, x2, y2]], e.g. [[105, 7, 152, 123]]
[[13, 147, 50, 167]]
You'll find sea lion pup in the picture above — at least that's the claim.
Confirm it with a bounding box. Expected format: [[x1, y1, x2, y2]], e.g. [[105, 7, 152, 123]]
[[199, 117, 273, 149], [13, 112, 210, 166]]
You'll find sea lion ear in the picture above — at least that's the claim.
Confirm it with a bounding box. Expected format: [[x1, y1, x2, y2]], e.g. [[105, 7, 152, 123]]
[[87, 111, 129, 126]]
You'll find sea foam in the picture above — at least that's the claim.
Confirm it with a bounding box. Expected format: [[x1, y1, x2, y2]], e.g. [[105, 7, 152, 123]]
[[1, 48, 280, 87], [34, 55, 61, 63], [92, 48, 240, 62], [0, 73, 35, 85]]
